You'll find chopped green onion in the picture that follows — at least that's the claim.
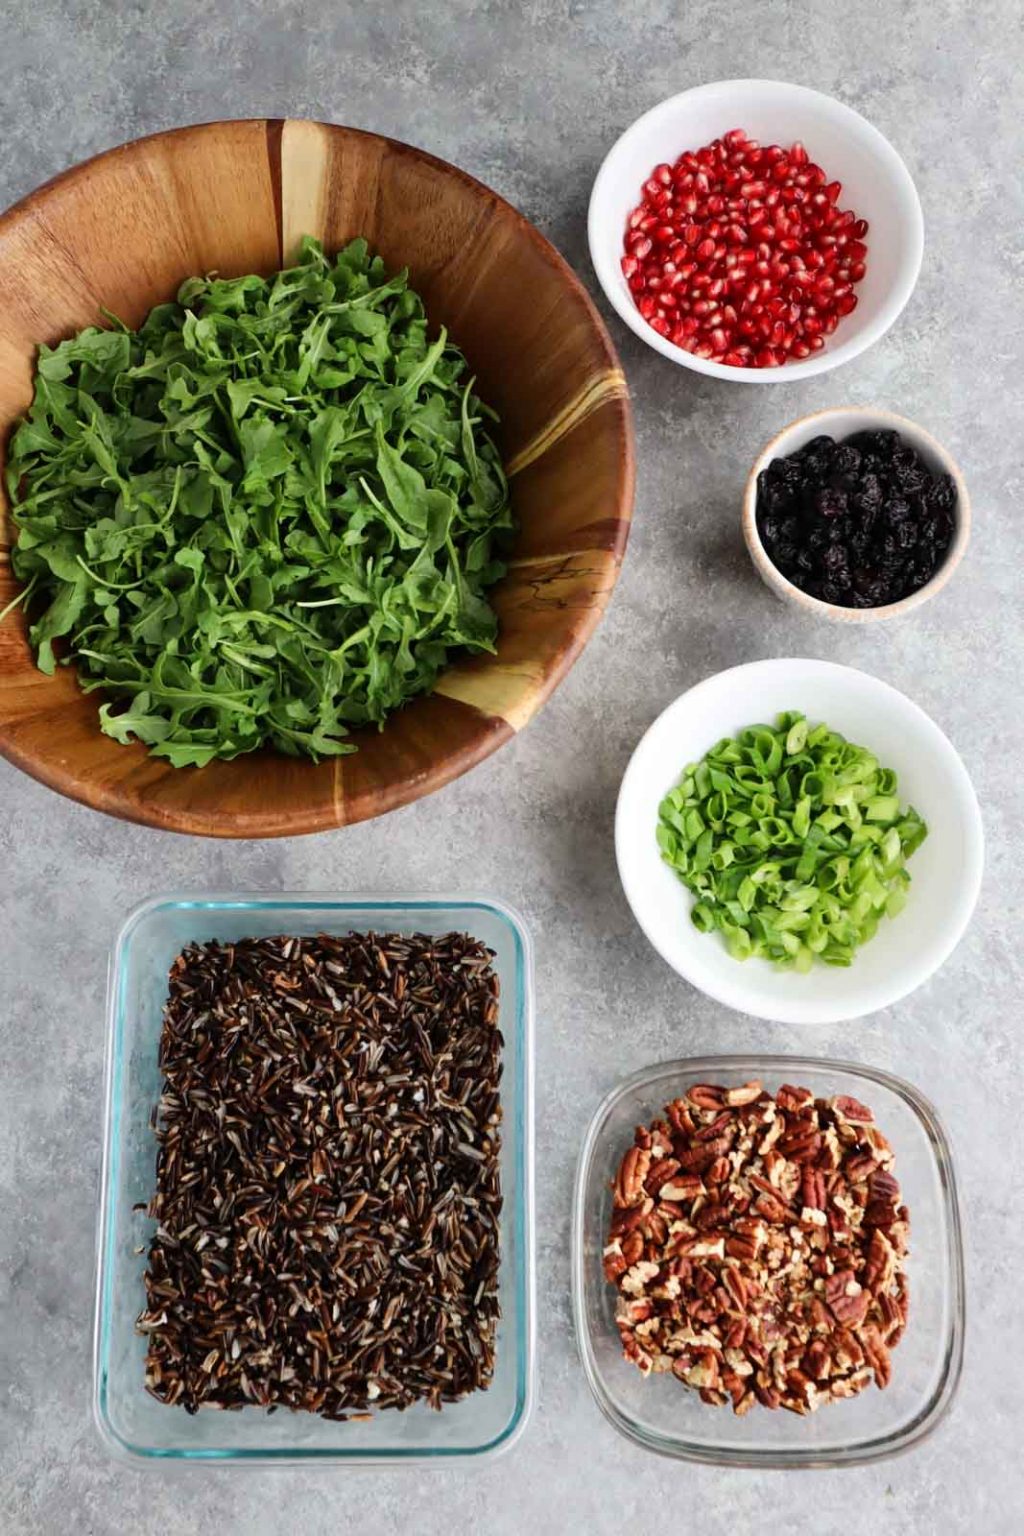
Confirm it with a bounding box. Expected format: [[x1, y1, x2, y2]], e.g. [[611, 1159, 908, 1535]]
[[656, 712, 928, 972]]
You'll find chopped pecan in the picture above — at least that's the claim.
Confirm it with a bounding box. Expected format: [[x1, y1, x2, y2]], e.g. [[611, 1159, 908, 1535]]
[[603, 1245, 627, 1282], [605, 1080, 909, 1418], [687, 1084, 725, 1112], [859, 1325, 892, 1389], [641, 1210, 669, 1247], [869, 1168, 901, 1204], [644, 1155, 681, 1194], [777, 1127, 822, 1162], [721, 1265, 748, 1311], [686, 1350, 720, 1390], [825, 1271, 869, 1328], [801, 1168, 826, 1210], [614, 1146, 652, 1208], [666, 1099, 696, 1136], [725, 1080, 764, 1107], [609, 1199, 653, 1236], [843, 1151, 878, 1183], [831, 1094, 874, 1123], [695, 1109, 735, 1142], [864, 1199, 899, 1228], [754, 1191, 791, 1224], [863, 1228, 896, 1293]]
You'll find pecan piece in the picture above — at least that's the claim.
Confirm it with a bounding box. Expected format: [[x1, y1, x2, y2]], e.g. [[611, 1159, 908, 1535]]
[[687, 1084, 725, 1112], [721, 1266, 748, 1311], [776, 1084, 814, 1112], [614, 1146, 652, 1208], [685, 1350, 720, 1390], [754, 1191, 791, 1224], [869, 1168, 901, 1204], [801, 1167, 826, 1210], [843, 1151, 878, 1184], [831, 1094, 874, 1123], [825, 1271, 869, 1328], [725, 1080, 763, 1107], [645, 1156, 681, 1194], [666, 1099, 696, 1136]]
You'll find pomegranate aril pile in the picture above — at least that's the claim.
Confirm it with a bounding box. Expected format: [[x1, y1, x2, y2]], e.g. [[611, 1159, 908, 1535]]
[[621, 129, 868, 367]]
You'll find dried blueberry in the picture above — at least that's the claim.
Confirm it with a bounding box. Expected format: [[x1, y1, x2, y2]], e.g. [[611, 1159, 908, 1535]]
[[926, 474, 957, 515], [832, 444, 862, 479], [815, 486, 848, 518], [893, 447, 926, 493], [854, 473, 883, 512], [757, 428, 955, 609]]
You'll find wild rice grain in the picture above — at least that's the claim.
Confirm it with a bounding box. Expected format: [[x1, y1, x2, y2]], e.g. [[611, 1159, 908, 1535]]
[[136, 932, 503, 1419]]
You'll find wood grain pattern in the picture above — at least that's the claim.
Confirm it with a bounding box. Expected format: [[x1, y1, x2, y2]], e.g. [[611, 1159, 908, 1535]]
[[0, 120, 633, 836]]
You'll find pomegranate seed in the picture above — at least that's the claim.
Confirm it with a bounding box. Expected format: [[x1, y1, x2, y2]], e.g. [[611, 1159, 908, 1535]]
[[622, 129, 867, 367]]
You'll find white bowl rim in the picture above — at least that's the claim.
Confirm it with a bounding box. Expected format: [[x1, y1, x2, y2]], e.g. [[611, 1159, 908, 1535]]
[[742, 406, 972, 620], [588, 79, 924, 384], [615, 658, 984, 1023]]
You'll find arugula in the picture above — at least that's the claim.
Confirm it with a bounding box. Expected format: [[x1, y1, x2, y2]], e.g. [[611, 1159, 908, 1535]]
[[4, 237, 513, 766]]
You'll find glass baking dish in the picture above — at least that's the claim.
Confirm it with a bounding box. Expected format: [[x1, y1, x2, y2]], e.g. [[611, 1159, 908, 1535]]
[[572, 1054, 963, 1467], [94, 893, 534, 1463]]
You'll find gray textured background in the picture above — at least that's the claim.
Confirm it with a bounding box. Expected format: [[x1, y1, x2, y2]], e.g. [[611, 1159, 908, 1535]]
[[1, 2, 1021, 1532]]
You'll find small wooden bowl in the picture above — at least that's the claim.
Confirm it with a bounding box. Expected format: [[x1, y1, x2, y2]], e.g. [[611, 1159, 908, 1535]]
[[0, 121, 633, 836]]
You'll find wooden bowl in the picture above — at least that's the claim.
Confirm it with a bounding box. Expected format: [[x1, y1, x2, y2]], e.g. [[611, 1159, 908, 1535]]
[[0, 120, 633, 836]]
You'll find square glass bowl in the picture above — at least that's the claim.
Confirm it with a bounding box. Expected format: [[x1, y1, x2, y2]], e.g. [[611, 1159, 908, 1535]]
[[572, 1055, 963, 1467], [94, 893, 534, 1463]]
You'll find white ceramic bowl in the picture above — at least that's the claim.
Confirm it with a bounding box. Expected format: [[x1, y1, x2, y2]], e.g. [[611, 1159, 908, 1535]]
[[588, 80, 923, 382], [616, 659, 983, 1023], [743, 407, 971, 620]]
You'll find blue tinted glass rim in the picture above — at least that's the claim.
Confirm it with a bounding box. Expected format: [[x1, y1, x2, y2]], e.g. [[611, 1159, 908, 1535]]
[[94, 893, 534, 1462]]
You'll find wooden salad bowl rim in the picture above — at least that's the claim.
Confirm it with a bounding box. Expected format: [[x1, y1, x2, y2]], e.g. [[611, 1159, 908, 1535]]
[[0, 119, 634, 836]]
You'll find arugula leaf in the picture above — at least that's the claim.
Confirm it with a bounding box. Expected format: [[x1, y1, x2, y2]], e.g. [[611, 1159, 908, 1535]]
[[4, 238, 513, 763]]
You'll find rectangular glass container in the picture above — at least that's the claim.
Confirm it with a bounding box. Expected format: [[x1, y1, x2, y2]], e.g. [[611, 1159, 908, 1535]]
[[94, 893, 534, 1463], [572, 1054, 963, 1467]]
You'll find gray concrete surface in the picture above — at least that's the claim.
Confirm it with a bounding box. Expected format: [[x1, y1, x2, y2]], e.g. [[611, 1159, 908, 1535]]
[[1, 2, 1021, 1532]]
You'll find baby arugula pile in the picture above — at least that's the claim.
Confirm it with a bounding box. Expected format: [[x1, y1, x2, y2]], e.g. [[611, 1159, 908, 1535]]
[[3, 237, 513, 765]]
